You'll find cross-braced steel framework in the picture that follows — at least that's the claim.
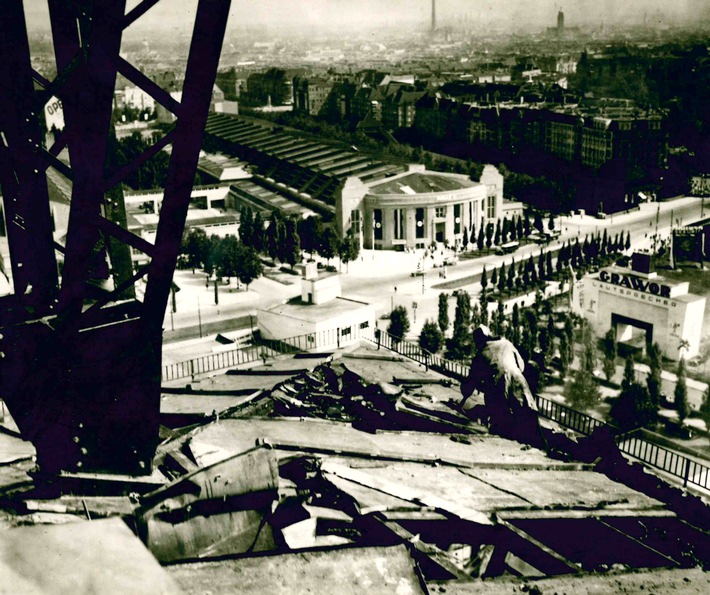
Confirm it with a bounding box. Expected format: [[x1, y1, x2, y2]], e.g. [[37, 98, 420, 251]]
[[0, 0, 231, 475]]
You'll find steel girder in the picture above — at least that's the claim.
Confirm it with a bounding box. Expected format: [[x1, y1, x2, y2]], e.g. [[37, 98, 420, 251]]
[[0, 0, 231, 476]]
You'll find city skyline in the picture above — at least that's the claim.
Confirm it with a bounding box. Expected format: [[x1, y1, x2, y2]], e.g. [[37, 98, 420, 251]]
[[23, 0, 709, 35]]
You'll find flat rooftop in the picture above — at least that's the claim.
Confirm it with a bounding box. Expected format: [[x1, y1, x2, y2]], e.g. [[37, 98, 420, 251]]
[[2, 342, 710, 593], [368, 172, 477, 195], [131, 207, 237, 228], [263, 296, 370, 324]]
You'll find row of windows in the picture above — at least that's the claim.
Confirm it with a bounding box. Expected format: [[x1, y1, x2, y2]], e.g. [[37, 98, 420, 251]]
[[486, 195, 496, 220], [340, 321, 369, 337], [304, 321, 369, 343], [466, 118, 662, 144], [351, 209, 361, 234]]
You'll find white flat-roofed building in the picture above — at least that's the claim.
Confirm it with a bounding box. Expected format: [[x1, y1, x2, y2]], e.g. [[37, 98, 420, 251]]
[[579, 255, 706, 362], [123, 184, 235, 214], [124, 86, 156, 112], [258, 264, 375, 351], [337, 164, 503, 250]]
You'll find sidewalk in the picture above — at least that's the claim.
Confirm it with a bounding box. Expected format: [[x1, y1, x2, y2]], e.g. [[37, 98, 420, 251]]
[[160, 267, 299, 333]]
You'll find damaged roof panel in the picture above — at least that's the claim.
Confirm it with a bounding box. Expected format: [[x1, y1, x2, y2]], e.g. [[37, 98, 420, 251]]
[[459, 469, 666, 512], [431, 567, 710, 594], [168, 544, 426, 595], [322, 459, 526, 520], [186, 418, 576, 470], [3, 346, 710, 593], [0, 518, 181, 595]]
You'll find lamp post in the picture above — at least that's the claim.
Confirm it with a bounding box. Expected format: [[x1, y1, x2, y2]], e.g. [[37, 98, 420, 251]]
[[210, 272, 218, 305], [197, 295, 203, 338]]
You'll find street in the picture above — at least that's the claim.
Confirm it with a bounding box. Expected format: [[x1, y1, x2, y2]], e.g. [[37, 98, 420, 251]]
[[158, 196, 708, 352]]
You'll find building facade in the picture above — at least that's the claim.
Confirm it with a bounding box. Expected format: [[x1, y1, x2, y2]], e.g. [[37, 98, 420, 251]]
[[337, 164, 503, 250], [293, 77, 335, 116], [579, 257, 706, 362], [414, 96, 668, 213], [258, 266, 376, 351]]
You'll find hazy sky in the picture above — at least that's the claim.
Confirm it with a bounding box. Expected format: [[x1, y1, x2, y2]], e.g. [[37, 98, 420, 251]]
[[24, 0, 705, 33]]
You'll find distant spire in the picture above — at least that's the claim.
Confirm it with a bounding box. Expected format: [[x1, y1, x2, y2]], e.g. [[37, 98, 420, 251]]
[[431, 0, 436, 32]]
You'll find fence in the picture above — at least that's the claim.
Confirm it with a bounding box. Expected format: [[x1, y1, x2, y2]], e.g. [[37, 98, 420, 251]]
[[535, 396, 608, 436], [366, 329, 710, 492], [161, 326, 710, 492], [161, 343, 279, 382], [161, 324, 374, 382], [371, 329, 470, 379], [618, 433, 710, 491]]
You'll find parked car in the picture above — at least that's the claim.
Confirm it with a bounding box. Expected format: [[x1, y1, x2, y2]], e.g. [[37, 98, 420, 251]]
[[495, 241, 520, 255]]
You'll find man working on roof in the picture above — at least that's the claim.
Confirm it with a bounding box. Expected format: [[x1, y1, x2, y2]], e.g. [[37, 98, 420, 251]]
[[460, 325, 545, 448]]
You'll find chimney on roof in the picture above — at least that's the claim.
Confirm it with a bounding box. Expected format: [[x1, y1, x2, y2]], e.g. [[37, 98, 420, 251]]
[[631, 251, 653, 276]]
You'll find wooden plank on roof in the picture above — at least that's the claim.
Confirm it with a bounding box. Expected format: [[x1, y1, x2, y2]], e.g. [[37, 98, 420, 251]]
[[497, 517, 579, 573]]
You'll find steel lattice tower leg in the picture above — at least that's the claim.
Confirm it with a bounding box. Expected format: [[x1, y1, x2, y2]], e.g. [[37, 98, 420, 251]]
[[0, 0, 231, 476]]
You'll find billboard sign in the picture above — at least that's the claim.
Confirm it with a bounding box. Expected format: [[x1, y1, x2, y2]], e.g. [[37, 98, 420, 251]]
[[44, 96, 65, 132]]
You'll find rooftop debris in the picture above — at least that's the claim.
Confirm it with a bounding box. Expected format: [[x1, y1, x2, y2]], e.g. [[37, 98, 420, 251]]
[[2, 345, 710, 593], [137, 447, 279, 563]]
